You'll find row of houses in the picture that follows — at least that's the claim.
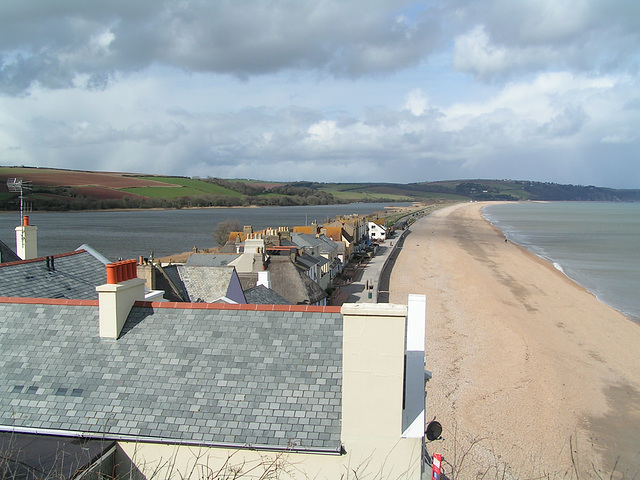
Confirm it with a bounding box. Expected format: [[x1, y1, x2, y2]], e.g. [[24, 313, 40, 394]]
[[212, 215, 389, 301], [0, 215, 426, 479]]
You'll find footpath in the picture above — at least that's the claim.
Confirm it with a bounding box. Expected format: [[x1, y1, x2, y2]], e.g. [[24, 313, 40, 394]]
[[337, 228, 410, 304]]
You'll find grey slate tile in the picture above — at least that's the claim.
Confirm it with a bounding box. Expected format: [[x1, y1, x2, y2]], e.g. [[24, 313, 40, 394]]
[[0, 302, 343, 451], [0, 249, 109, 299]]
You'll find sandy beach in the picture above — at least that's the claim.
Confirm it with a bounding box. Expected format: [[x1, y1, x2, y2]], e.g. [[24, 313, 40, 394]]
[[390, 202, 640, 479]]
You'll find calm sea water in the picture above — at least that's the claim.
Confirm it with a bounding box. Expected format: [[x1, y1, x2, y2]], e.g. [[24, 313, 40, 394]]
[[483, 202, 640, 322], [0, 203, 408, 261]]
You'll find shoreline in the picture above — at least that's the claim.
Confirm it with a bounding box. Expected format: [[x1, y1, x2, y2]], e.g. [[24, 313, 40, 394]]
[[389, 202, 640, 478], [482, 203, 640, 324], [0, 200, 416, 216], [483, 208, 612, 311]]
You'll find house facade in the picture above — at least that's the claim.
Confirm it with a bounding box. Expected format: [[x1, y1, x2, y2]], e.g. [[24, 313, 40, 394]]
[[368, 221, 388, 242], [290, 232, 340, 289]]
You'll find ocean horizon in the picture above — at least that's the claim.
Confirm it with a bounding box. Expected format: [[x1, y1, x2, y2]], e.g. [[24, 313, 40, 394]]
[[483, 202, 640, 323]]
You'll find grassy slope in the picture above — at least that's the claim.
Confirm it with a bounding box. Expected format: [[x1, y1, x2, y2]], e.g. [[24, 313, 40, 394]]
[[121, 177, 243, 199], [424, 179, 532, 199], [319, 183, 468, 202], [320, 188, 412, 202]]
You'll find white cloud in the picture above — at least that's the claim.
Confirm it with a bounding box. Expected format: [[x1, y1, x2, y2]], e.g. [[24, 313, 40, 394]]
[[453, 26, 509, 77], [403, 88, 430, 116], [307, 121, 338, 142]]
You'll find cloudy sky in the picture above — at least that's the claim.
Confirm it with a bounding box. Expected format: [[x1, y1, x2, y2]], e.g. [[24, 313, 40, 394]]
[[1, 1, 639, 188]]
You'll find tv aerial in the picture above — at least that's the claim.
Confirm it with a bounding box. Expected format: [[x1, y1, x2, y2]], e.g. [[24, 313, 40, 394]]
[[6, 178, 33, 222]]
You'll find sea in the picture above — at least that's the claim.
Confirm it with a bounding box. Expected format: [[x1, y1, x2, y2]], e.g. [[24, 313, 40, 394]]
[[483, 202, 640, 323], [0, 202, 409, 261]]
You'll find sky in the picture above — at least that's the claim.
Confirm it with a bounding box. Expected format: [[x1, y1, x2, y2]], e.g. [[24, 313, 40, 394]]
[[0, 1, 639, 189]]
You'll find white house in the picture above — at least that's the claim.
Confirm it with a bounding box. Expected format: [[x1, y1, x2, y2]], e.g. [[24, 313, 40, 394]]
[[368, 221, 388, 242]]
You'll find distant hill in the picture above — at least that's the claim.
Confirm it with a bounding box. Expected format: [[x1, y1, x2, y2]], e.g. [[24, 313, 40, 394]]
[[0, 166, 638, 211]]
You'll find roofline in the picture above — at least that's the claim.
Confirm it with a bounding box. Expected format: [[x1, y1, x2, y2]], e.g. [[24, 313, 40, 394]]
[[0, 296, 342, 313], [0, 425, 344, 456], [76, 244, 111, 264], [135, 301, 342, 313], [0, 249, 88, 267], [0, 297, 99, 306]]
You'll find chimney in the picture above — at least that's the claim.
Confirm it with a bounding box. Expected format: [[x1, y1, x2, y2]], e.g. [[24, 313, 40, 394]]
[[96, 259, 146, 339], [244, 238, 265, 255], [136, 256, 156, 289], [15, 215, 37, 260], [257, 270, 271, 289]]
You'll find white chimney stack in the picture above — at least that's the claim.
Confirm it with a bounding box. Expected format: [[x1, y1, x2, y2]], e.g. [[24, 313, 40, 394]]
[[96, 260, 146, 339], [15, 215, 37, 260], [257, 270, 271, 289]]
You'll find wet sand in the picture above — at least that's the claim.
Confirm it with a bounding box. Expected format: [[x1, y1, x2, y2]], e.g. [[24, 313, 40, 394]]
[[390, 202, 640, 479]]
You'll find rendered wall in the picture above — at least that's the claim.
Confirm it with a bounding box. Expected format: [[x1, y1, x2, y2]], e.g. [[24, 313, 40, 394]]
[[96, 278, 146, 339], [15, 225, 37, 260], [340, 302, 423, 479], [116, 443, 345, 480]]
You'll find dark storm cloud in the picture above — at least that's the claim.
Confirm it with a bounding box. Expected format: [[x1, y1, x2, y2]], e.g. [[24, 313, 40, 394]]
[[0, 1, 441, 95]]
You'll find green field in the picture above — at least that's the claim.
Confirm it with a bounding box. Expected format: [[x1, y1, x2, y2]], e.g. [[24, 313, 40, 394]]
[[319, 183, 414, 202], [319, 188, 412, 202], [121, 177, 243, 199]]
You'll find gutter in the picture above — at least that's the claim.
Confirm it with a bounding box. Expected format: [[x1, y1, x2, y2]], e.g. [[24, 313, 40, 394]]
[[0, 425, 344, 456]]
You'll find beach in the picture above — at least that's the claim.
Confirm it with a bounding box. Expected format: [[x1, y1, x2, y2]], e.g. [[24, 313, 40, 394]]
[[390, 202, 640, 478]]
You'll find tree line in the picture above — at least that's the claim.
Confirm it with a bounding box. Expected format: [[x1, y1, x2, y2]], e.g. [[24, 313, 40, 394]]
[[0, 182, 346, 212]]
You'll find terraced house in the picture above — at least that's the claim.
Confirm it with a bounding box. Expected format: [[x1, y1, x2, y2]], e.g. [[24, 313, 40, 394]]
[[0, 253, 429, 478]]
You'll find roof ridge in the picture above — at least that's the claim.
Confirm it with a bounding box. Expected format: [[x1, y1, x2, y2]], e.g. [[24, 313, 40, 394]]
[[134, 300, 342, 313], [0, 249, 87, 267], [0, 296, 341, 313], [0, 296, 98, 306]]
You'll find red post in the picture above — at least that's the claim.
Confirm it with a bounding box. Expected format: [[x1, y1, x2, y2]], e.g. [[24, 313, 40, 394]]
[[23, 216, 29, 226], [431, 453, 442, 479]]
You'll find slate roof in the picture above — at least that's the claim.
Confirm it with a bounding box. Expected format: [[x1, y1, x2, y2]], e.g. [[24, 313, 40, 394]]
[[0, 248, 108, 300], [291, 233, 337, 255], [160, 265, 245, 303], [295, 252, 323, 271], [0, 300, 343, 452], [158, 264, 189, 301], [316, 236, 339, 254], [0, 239, 21, 264], [185, 254, 240, 267], [178, 265, 236, 303], [152, 264, 186, 302], [239, 257, 327, 305], [244, 285, 291, 305]]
